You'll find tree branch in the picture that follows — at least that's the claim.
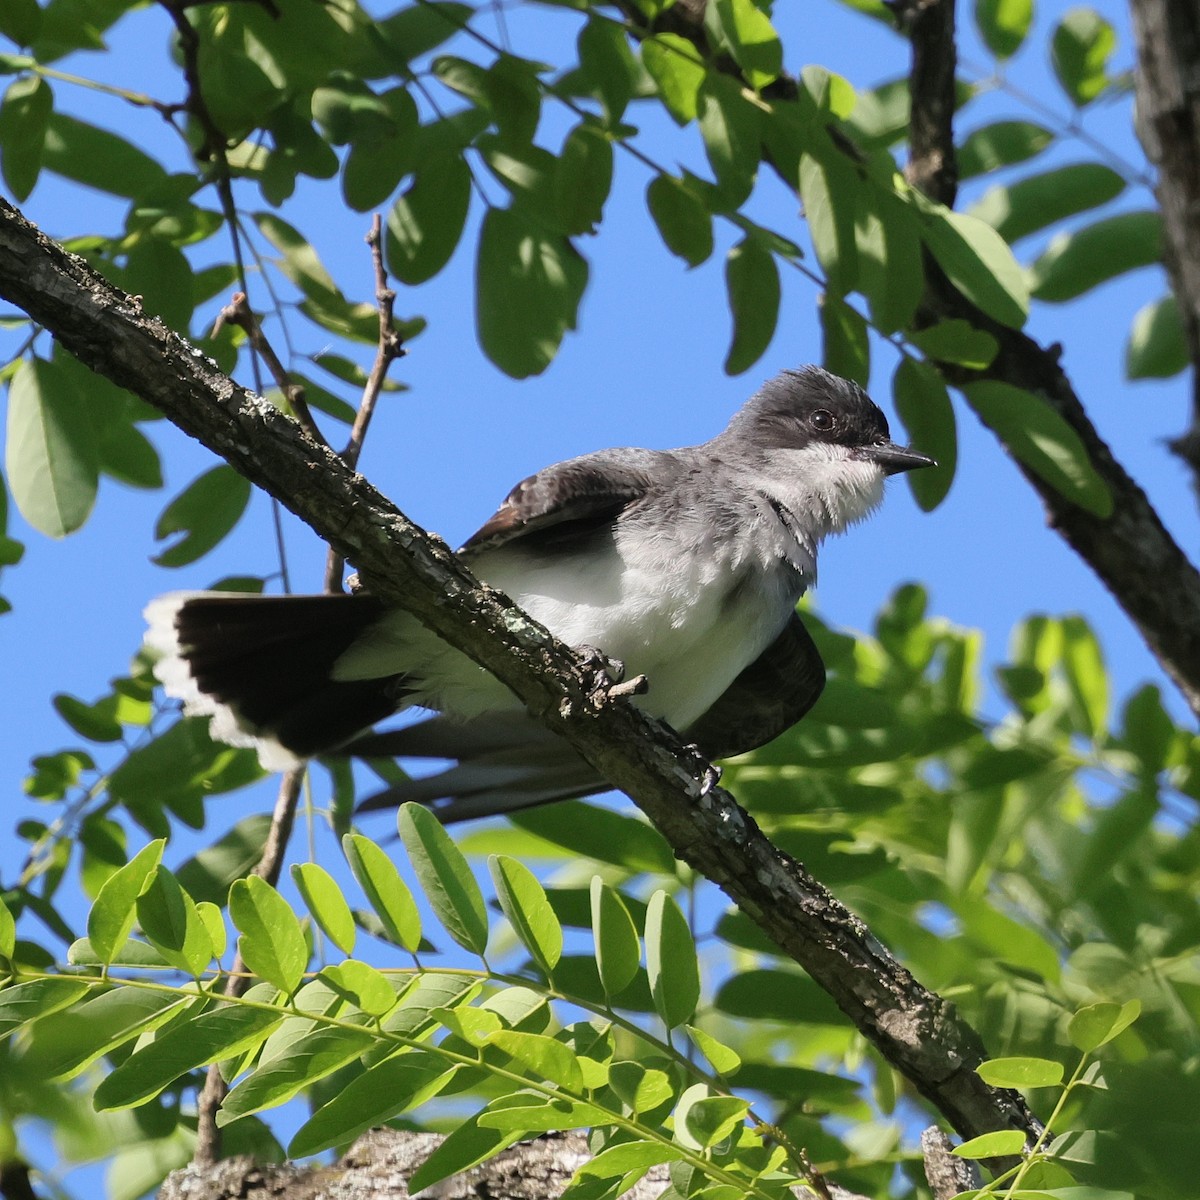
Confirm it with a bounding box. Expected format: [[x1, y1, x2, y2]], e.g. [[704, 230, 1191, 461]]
[[895, 0, 959, 206], [1131, 0, 1200, 500], [0, 197, 1039, 1154]]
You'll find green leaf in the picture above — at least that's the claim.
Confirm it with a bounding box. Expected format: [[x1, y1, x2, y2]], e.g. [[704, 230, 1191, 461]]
[[713, 0, 783, 90], [723, 236, 780, 375], [820, 295, 868, 386], [342, 833, 421, 952], [697, 74, 760, 207], [954, 1129, 1029, 1158], [0, 75, 52, 199], [575, 1141, 686, 1180], [685, 1025, 741, 1076], [41, 113, 168, 199], [289, 1050, 454, 1157], [962, 380, 1112, 517], [87, 839, 165, 965], [0, 0, 41, 46], [1067, 999, 1140, 1052], [575, 14, 638, 121], [645, 891, 699, 1030], [909, 320, 998, 369], [976, 1056, 1064, 1088], [799, 150, 859, 293], [675, 1084, 750, 1150], [197, 901, 227, 959], [5, 355, 98, 537], [646, 174, 713, 267], [228, 875, 309, 995], [176, 814, 275, 906], [958, 120, 1053, 179], [406, 1108, 517, 1192], [555, 122, 613, 236], [397, 804, 489, 956], [1052, 8, 1115, 106], [1126, 295, 1188, 379], [135, 865, 214, 978], [94, 1003, 284, 1110], [119, 237, 196, 332], [311, 75, 395, 145], [292, 862, 357, 955], [153, 465, 251, 567], [489, 1030, 584, 1092], [0, 893, 13, 959], [489, 855, 562, 975], [969, 163, 1125, 244], [591, 878, 640, 999], [641, 34, 705, 124], [20, 986, 186, 1081], [974, 0, 1033, 59], [855, 190, 922, 333], [319, 960, 396, 1016], [892, 358, 956, 512], [511, 803, 675, 875], [1060, 614, 1108, 737], [219, 1022, 376, 1123], [374, 2, 474, 66], [53, 692, 121, 743], [99, 420, 163, 490], [385, 150, 472, 285], [475, 207, 587, 379], [0, 977, 92, 1038], [915, 201, 1028, 328]]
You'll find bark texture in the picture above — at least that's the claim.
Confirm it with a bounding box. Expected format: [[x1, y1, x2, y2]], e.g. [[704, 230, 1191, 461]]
[[1131, 0, 1200, 494], [0, 198, 1038, 1151]]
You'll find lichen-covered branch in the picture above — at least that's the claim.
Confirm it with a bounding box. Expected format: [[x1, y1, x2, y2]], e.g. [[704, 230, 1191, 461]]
[[0, 197, 1038, 1149]]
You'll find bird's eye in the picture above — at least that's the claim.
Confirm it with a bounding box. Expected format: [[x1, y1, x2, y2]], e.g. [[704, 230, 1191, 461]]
[[810, 409, 835, 432]]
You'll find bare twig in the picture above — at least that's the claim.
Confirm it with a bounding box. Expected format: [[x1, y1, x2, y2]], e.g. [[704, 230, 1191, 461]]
[[325, 215, 407, 592], [213, 292, 326, 446], [194, 768, 306, 1167]]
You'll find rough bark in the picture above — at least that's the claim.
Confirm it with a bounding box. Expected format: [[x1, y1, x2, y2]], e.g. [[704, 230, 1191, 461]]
[[1131, 0, 1200, 496], [895, 0, 959, 206], [0, 197, 1038, 1153]]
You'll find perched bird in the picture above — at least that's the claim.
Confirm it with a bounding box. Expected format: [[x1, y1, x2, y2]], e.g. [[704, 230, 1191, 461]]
[[146, 366, 933, 820]]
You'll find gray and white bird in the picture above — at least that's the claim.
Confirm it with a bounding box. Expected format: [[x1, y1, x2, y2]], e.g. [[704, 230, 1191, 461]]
[[145, 366, 934, 820]]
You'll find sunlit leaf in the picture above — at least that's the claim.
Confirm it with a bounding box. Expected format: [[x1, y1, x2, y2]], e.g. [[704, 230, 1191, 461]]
[[292, 862, 357, 955], [969, 163, 1125, 244], [87, 839, 165, 965], [646, 891, 700, 1030], [5, 356, 97, 537], [1052, 8, 1115, 106], [228, 875, 309, 995], [1029, 211, 1160, 302], [1126, 295, 1188, 379], [976, 1056, 1064, 1088], [724, 236, 780, 375], [958, 120, 1053, 179], [489, 855, 562, 975], [398, 804, 489, 956], [591, 877, 640, 999], [892, 358, 956, 511], [974, 0, 1033, 59], [962, 380, 1111, 516]]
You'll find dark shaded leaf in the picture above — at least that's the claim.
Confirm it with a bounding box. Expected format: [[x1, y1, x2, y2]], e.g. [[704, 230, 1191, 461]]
[[820, 295, 868, 386], [153, 464, 251, 567], [698, 74, 760, 207], [724, 236, 780, 374], [475, 207, 587, 378], [892, 358, 956, 511], [646, 174, 713, 267], [555, 122, 613, 235], [958, 120, 1053, 179], [969, 162, 1125, 244], [974, 0, 1032, 59], [1052, 8, 1115, 106], [1030, 210, 1160, 302], [0, 74, 52, 199], [1126, 295, 1188, 379], [41, 113, 168, 199], [963, 379, 1111, 516], [5, 355, 97, 537]]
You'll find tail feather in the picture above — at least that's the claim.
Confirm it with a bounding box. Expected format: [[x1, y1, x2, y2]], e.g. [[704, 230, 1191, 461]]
[[146, 592, 405, 767], [352, 712, 606, 822]]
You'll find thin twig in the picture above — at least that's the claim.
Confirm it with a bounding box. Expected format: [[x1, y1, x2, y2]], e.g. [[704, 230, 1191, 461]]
[[325, 216, 407, 592], [194, 767, 306, 1166], [213, 292, 327, 447]]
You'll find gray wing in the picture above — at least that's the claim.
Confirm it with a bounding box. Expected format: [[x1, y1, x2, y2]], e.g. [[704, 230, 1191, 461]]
[[460, 448, 667, 554], [351, 614, 825, 822]]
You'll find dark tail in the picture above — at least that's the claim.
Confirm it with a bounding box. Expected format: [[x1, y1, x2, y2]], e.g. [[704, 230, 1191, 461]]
[[145, 592, 406, 767]]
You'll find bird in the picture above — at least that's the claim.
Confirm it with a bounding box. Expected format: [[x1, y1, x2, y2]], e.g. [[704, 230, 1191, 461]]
[[145, 366, 934, 821]]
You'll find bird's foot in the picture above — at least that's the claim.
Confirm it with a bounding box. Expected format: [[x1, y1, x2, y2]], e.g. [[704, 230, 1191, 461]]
[[575, 646, 649, 708], [684, 748, 722, 797]]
